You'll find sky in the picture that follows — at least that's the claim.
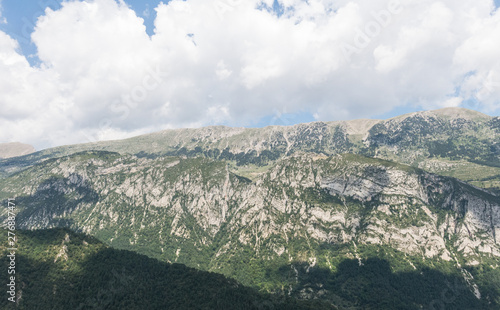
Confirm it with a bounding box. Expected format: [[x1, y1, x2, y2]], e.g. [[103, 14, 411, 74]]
[[0, 0, 499, 150]]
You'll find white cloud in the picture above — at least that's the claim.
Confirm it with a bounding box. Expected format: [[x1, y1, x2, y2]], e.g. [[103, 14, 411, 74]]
[[215, 60, 232, 80], [0, 0, 499, 150]]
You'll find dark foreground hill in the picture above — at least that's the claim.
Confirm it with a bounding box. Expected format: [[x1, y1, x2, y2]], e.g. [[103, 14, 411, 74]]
[[0, 228, 334, 310]]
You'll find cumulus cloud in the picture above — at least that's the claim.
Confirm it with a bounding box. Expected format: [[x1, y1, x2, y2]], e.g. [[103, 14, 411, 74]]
[[0, 0, 499, 149]]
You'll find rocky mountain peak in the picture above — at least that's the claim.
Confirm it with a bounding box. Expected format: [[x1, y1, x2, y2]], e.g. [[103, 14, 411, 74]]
[[0, 142, 35, 159]]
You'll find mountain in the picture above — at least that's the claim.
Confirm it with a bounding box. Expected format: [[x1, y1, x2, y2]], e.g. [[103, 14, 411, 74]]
[[0, 228, 334, 309], [1, 107, 499, 192], [0, 108, 499, 309], [0, 142, 35, 159], [1, 151, 499, 308]]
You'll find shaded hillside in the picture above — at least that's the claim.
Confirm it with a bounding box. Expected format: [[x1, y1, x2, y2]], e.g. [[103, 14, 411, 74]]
[[1, 229, 494, 309], [0, 228, 334, 310]]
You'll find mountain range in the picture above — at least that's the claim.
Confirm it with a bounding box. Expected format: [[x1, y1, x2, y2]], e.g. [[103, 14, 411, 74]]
[[0, 143, 35, 159], [1, 107, 499, 309]]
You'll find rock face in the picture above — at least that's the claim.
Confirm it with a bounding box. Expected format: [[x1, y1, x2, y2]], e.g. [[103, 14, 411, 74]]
[[1, 151, 499, 305], [320, 157, 500, 260], [0, 142, 35, 159]]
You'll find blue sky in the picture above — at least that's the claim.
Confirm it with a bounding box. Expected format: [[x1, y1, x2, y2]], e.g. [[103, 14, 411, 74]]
[[0, 0, 499, 149]]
